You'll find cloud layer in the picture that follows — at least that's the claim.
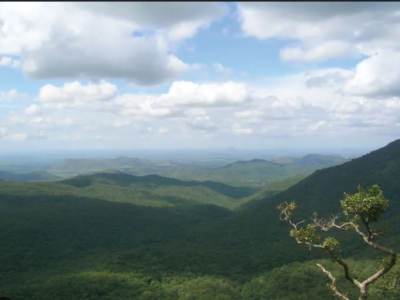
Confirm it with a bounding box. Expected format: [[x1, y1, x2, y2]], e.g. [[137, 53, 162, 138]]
[[1, 2, 400, 150]]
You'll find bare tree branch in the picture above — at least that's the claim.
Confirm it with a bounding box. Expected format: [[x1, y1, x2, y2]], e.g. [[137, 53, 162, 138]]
[[317, 263, 350, 300]]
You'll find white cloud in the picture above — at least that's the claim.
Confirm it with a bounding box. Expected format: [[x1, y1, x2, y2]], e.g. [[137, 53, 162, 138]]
[[280, 41, 360, 62], [115, 93, 182, 119], [305, 69, 353, 89], [24, 104, 42, 116], [2, 3, 400, 150], [77, 2, 227, 37], [184, 108, 207, 118], [160, 81, 251, 107], [4, 67, 400, 149], [39, 81, 117, 102], [37, 81, 118, 110], [111, 80, 253, 120], [0, 2, 226, 86], [237, 2, 400, 62], [342, 51, 400, 98], [9, 111, 75, 131]]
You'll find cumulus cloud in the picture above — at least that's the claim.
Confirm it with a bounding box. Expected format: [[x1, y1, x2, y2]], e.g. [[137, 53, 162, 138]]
[[237, 2, 400, 62], [37, 81, 118, 110], [113, 81, 252, 121], [0, 2, 226, 85], [160, 81, 251, 107], [20, 20, 188, 85], [4, 69, 400, 148], [77, 2, 227, 39], [305, 70, 353, 89], [115, 94, 182, 119], [342, 51, 400, 98], [280, 41, 361, 62]]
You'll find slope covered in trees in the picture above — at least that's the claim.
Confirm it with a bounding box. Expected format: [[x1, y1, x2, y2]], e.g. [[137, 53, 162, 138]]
[[0, 141, 399, 299], [0, 173, 258, 210], [0, 170, 61, 182], [192, 139, 400, 265]]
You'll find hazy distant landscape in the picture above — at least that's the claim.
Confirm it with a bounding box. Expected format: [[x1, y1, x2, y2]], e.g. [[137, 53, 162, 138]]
[[1, 2, 400, 300], [0, 151, 350, 187]]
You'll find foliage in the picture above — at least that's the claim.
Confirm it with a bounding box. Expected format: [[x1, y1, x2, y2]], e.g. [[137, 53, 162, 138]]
[[341, 185, 389, 223], [278, 184, 397, 300]]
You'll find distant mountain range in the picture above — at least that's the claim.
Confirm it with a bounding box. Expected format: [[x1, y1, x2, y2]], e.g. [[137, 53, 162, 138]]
[[46, 154, 349, 187]]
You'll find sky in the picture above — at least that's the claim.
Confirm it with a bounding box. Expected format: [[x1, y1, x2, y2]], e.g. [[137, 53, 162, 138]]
[[1, 2, 400, 152]]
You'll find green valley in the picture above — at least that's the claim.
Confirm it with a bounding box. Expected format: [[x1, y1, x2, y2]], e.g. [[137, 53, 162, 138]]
[[0, 140, 399, 299]]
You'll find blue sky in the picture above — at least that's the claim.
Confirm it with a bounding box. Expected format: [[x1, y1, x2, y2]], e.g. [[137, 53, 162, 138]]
[[1, 2, 400, 152]]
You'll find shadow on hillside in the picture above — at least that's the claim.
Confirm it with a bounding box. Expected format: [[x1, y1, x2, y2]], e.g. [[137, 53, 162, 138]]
[[0, 190, 320, 293], [61, 173, 258, 199], [0, 193, 233, 281]]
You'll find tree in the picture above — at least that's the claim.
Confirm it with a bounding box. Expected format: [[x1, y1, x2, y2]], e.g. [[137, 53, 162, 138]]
[[278, 184, 397, 300]]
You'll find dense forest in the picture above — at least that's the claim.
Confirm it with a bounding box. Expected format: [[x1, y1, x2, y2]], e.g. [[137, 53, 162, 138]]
[[1, 140, 400, 299]]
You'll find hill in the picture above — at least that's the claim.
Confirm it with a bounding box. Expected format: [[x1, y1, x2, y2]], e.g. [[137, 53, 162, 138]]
[[272, 154, 348, 166], [181, 155, 348, 186], [0, 172, 258, 210], [0, 170, 61, 182], [48, 156, 154, 176], [48, 154, 348, 187], [95, 139, 400, 298], [61, 172, 257, 207], [180, 138, 400, 275], [299, 153, 348, 166], [0, 142, 398, 300], [238, 174, 308, 209]]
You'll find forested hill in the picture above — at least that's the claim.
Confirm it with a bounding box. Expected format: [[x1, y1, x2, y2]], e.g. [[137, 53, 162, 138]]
[[61, 172, 257, 200], [193, 138, 400, 270], [272, 153, 347, 166], [1, 141, 399, 300], [47, 154, 349, 187], [253, 138, 400, 215], [0, 170, 61, 182]]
